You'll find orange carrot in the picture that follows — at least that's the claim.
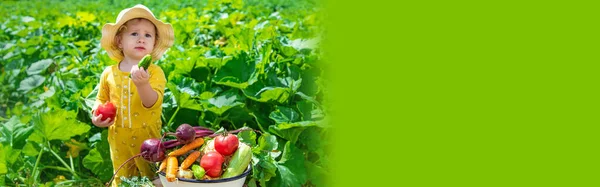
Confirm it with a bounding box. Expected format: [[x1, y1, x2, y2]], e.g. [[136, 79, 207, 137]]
[[180, 151, 201, 170], [166, 156, 178, 182], [168, 138, 205, 157], [157, 157, 168, 173]]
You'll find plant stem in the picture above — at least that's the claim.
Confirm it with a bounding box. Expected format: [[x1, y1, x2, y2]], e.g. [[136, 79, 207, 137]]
[[167, 106, 180, 127], [42, 166, 71, 172], [30, 147, 44, 185], [69, 154, 74, 172], [47, 142, 79, 179]]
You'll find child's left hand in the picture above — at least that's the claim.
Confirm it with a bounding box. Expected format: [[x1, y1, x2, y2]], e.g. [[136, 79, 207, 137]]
[[130, 65, 150, 86]]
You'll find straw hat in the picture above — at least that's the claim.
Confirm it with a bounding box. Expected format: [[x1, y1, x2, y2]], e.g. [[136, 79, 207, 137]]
[[100, 4, 174, 62]]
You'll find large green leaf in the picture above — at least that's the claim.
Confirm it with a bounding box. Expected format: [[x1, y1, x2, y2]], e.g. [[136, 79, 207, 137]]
[[252, 154, 278, 187], [27, 59, 53, 75], [269, 106, 300, 124], [18, 75, 45, 93], [269, 142, 307, 187], [237, 130, 257, 147], [83, 130, 113, 182], [295, 100, 313, 121], [0, 116, 33, 149], [166, 75, 204, 110], [269, 121, 319, 144], [33, 109, 91, 141], [213, 52, 256, 89], [242, 68, 291, 103], [305, 161, 327, 187], [255, 133, 278, 153], [0, 145, 6, 174], [243, 81, 290, 103], [204, 89, 245, 116]]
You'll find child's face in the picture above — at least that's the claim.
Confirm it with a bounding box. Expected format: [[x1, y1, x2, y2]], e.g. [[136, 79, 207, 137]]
[[117, 19, 157, 60]]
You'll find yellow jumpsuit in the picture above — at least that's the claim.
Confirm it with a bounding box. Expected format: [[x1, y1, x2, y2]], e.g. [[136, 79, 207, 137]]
[[95, 63, 166, 186]]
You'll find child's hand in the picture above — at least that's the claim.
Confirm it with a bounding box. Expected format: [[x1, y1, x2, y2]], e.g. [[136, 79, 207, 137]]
[[91, 110, 114, 127], [130, 65, 150, 86]]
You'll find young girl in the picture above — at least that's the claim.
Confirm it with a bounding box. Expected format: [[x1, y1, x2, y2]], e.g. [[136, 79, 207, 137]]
[[92, 4, 174, 186]]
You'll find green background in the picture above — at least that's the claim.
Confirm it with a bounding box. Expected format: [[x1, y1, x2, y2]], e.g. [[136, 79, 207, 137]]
[[328, 1, 599, 186]]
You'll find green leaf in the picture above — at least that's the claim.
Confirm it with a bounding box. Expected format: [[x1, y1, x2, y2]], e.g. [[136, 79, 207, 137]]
[[269, 106, 300, 124], [269, 142, 307, 187], [18, 75, 45, 93], [252, 154, 278, 186], [166, 76, 204, 110], [290, 38, 319, 51], [0, 116, 34, 149], [213, 52, 256, 89], [237, 130, 257, 147], [305, 161, 327, 187], [204, 89, 245, 116], [83, 130, 113, 181], [0, 145, 6, 174], [33, 109, 91, 141], [269, 121, 318, 144], [296, 100, 313, 121], [27, 59, 53, 75], [249, 112, 274, 132], [3, 146, 21, 165], [22, 141, 41, 157], [243, 82, 290, 103], [256, 133, 278, 152]]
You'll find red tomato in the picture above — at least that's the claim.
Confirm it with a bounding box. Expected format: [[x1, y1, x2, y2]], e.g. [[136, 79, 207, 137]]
[[214, 134, 239, 156], [200, 151, 225, 177], [95, 102, 116, 121]]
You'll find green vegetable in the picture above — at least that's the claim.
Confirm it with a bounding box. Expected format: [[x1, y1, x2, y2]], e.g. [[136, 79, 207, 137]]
[[221, 142, 252, 178], [139, 54, 153, 69], [129, 55, 153, 78], [191, 164, 205, 179]]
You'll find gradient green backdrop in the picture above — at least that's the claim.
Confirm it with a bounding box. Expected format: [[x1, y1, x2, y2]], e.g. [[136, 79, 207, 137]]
[[327, 1, 599, 186]]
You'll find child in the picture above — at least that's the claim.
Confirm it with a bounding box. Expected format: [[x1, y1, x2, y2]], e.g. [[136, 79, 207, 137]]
[[91, 4, 174, 186]]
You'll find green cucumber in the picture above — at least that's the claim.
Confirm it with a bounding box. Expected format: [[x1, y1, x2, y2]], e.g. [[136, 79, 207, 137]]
[[221, 142, 252, 178], [129, 54, 153, 78], [138, 54, 153, 69]]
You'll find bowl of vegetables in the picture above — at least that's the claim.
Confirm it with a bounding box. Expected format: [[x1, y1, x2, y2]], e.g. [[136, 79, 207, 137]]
[[157, 165, 251, 187], [105, 124, 254, 187], [156, 124, 254, 187]]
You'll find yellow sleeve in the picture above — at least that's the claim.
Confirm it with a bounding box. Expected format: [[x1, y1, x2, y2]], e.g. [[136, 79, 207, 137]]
[[94, 67, 112, 110], [141, 64, 166, 110]]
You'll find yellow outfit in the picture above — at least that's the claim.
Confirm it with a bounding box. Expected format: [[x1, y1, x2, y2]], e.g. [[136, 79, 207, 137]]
[[95, 63, 166, 186]]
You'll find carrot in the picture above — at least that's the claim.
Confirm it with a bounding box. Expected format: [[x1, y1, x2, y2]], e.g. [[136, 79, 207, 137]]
[[157, 157, 168, 173], [168, 138, 205, 157], [180, 151, 201, 170], [166, 156, 178, 182]]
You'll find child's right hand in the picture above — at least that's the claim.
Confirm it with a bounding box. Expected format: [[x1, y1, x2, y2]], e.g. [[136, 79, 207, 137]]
[[91, 111, 114, 127]]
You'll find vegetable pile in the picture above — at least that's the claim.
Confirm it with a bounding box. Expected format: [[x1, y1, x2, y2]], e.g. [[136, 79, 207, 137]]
[[106, 124, 254, 186]]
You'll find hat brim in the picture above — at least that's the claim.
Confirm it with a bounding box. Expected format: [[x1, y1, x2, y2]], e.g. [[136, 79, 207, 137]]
[[100, 5, 174, 62]]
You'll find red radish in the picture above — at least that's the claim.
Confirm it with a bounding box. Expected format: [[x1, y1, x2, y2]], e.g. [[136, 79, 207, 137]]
[[95, 102, 116, 121], [106, 138, 165, 187], [200, 151, 225, 177], [214, 134, 239, 156]]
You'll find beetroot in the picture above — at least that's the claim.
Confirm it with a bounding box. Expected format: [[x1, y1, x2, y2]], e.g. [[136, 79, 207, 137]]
[[106, 138, 165, 187], [140, 138, 166, 162], [176, 123, 196, 144]]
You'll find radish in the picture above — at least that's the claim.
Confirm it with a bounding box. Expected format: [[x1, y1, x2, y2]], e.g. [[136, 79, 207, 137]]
[[106, 138, 165, 187]]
